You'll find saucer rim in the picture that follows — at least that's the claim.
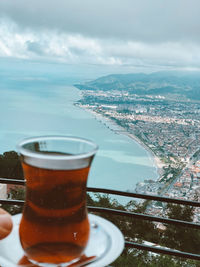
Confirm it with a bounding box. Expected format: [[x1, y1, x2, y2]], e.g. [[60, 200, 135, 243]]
[[0, 213, 124, 267]]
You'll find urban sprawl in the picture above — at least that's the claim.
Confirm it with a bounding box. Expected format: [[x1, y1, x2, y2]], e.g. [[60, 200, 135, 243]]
[[77, 89, 200, 223]]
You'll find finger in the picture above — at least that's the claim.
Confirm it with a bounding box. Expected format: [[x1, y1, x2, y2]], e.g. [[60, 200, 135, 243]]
[[0, 208, 13, 240]]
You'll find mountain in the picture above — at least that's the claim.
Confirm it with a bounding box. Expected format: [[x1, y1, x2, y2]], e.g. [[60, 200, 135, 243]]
[[75, 71, 200, 100]]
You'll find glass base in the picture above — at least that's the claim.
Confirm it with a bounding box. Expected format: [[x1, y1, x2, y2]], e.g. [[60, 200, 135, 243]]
[[29, 257, 82, 267], [21, 222, 111, 267]]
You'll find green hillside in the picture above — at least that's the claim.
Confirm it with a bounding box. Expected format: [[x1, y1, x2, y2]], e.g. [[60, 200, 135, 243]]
[[75, 71, 200, 101]]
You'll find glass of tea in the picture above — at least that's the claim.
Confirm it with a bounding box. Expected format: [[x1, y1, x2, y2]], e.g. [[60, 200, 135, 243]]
[[17, 136, 98, 266]]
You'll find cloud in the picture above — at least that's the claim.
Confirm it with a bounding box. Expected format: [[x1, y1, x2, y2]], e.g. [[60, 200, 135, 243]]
[[1, 1, 200, 71], [26, 41, 44, 55], [102, 40, 200, 68], [0, 0, 200, 43], [0, 18, 121, 65]]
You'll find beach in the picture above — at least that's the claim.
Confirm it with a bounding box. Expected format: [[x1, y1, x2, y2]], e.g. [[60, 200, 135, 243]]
[[78, 105, 163, 180], [123, 132, 165, 177]]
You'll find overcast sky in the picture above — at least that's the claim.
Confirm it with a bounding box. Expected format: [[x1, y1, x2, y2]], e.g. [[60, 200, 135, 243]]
[[0, 0, 200, 72]]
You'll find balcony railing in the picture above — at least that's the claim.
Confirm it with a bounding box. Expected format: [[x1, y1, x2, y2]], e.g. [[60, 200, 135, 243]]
[[0, 177, 200, 262]]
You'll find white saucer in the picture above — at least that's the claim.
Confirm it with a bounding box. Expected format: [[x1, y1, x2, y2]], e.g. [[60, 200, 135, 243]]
[[0, 213, 124, 267]]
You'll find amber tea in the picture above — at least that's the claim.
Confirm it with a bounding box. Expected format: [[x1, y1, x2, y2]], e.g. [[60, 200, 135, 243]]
[[17, 136, 98, 266]]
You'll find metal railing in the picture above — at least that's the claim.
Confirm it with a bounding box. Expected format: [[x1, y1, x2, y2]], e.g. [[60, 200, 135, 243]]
[[0, 177, 200, 261]]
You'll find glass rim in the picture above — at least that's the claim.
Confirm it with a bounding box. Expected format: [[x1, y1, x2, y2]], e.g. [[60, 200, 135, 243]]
[[17, 135, 98, 161]]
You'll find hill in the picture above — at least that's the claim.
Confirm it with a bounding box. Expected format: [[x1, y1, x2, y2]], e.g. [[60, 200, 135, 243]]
[[75, 71, 200, 101]]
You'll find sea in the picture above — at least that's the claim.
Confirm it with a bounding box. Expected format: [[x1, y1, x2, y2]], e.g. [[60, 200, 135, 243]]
[[0, 58, 158, 201]]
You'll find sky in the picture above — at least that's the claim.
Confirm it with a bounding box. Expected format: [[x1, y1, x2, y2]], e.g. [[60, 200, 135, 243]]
[[0, 0, 200, 72]]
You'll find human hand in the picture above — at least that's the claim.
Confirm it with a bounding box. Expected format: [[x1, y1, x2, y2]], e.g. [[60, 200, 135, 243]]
[[0, 208, 13, 240]]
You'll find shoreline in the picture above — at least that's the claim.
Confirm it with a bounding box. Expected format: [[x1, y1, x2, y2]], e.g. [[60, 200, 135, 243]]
[[78, 104, 164, 180], [122, 131, 165, 178]]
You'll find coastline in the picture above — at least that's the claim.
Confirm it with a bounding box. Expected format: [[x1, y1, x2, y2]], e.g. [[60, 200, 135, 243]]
[[122, 131, 165, 178], [78, 105, 164, 180]]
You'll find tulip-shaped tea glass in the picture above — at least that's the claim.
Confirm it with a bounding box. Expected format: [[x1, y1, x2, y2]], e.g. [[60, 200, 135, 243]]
[[17, 136, 98, 266]]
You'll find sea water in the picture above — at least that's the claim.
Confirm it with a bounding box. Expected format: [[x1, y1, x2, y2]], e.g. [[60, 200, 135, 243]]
[[0, 59, 158, 197]]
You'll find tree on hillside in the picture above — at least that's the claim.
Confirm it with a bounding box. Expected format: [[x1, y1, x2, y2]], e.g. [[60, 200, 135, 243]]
[[161, 203, 200, 254], [87, 194, 200, 267], [0, 151, 24, 179]]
